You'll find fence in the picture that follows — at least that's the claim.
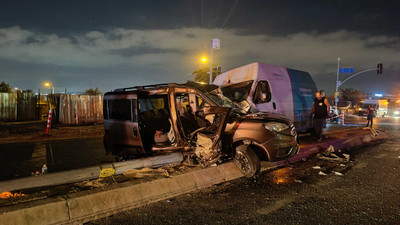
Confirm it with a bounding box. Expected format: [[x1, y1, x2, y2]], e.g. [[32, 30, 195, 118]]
[[0, 92, 37, 122], [58, 94, 103, 125], [0, 93, 103, 124], [0, 93, 18, 121]]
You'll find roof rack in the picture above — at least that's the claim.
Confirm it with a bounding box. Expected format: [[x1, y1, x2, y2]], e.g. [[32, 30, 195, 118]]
[[113, 83, 180, 92]]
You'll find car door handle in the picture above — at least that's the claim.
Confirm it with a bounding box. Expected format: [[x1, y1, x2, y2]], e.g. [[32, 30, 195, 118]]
[[273, 102, 276, 110], [133, 127, 138, 137]]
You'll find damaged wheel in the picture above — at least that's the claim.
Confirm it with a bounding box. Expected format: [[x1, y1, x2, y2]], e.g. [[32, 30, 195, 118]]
[[234, 145, 260, 177]]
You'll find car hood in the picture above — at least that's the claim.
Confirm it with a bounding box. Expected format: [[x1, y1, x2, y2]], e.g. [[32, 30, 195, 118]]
[[235, 111, 293, 126]]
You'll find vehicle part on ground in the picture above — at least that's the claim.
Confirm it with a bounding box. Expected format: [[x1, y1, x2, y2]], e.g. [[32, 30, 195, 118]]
[[234, 144, 261, 177]]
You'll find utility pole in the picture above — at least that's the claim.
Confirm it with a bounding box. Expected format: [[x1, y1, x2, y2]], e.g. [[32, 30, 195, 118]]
[[335, 57, 340, 109], [209, 44, 213, 84]]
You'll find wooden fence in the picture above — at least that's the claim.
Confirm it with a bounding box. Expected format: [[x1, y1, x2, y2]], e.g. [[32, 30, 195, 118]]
[[0, 92, 37, 122], [58, 94, 103, 125]]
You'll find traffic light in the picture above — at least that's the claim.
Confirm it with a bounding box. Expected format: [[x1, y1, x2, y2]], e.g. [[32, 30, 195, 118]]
[[377, 63, 383, 74]]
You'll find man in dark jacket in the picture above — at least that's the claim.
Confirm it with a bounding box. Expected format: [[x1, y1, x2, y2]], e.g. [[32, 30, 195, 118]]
[[366, 105, 375, 128], [311, 91, 330, 142]]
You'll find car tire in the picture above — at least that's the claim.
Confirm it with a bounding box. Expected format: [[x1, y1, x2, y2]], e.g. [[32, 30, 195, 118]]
[[234, 145, 261, 177]]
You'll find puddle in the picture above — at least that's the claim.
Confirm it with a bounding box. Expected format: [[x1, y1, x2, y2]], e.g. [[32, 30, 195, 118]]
[[269, 167, 295, 185]]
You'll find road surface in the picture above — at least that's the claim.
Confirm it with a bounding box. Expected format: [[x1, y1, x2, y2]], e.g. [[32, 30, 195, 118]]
[[0, 137, 106, 181]]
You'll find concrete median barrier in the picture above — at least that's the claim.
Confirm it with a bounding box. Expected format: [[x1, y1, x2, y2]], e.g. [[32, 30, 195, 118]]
[[0, 153, 184, 193], [0, 162, 242, 225]]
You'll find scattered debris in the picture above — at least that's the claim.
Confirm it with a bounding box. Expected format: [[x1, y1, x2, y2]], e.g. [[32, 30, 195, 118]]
[[339, 164, 346, 167], [166, 199, 172, 203], [123, 167, 167, 179], [318, 171, 328, 176], [326, 145, 335, 153], [41, 164, 48, 174], [317, 145, 351, 163], [0, 191, 25, 199], [312, 166, 321, 170], [333, 171, 344, 176], [78, 179, 106, 188], [294, 179, 303, 183]]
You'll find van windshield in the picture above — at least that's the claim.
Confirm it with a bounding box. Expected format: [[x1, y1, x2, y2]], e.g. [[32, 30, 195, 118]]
[[205, 89, 257, 115], [220, 80, 253, 102]]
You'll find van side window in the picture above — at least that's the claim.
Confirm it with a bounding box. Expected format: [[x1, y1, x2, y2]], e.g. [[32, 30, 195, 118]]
[[254, 81, 271, 103], [109, 99, 132, 121]]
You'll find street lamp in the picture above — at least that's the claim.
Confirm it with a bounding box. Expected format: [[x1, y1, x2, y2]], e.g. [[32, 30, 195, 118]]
[[201, 57, 207, 63], [44, 82, 54, 94]]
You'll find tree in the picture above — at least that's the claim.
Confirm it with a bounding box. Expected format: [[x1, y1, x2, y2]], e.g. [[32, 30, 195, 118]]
[[192, 66, 221, 83], [0, 81, 12, 93], [339, 88, 365, 104], [85, 87, 101, 95]]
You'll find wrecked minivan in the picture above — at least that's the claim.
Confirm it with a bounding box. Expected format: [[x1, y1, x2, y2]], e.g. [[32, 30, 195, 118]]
[[103, 83, 299, 177]]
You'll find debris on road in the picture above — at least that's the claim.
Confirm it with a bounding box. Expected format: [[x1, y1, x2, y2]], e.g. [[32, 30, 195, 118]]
[[333, 171, 344, 176], [294, 179, 303, 183], [312, 166, 321, 170], [318, 171, 328, 176], [123, 168, 169, 179], [317, 145, 351, 163], [0, 191, 25, 199]]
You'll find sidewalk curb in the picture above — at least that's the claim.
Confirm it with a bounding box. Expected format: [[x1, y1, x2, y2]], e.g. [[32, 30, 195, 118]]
[[0, 128, 389, 225], [0, 162, 243, 225]]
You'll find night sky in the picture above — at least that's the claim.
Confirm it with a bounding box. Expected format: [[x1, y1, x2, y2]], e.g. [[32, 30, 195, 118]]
[[0, 0, 399, 95]]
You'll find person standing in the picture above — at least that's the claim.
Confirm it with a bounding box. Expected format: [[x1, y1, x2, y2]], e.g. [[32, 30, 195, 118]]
[[366, 105, 375, 128], [311, 91, 330, 142]]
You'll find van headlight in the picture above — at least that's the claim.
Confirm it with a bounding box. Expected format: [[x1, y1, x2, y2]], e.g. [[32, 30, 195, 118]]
[[264, 122, 289, 132]]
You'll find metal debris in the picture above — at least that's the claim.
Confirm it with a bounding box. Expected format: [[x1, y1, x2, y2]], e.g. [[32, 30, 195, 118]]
[[318, 171, 328, 176], [333, 171, 344, 176]]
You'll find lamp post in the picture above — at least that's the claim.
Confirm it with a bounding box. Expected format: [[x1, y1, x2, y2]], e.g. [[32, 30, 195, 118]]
[[209, 38, 220, 84], [44, 82, 54, 94]]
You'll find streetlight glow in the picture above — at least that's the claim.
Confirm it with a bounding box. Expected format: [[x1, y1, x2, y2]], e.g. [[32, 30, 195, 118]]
[[201, 57, 207, 63], [44, 82, 50, 87]]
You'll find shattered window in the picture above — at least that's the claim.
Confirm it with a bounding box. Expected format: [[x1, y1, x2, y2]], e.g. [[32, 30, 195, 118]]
[[196, 95, 211, 109], [221, 80, 253, 102], [175, 93, 190, 115]]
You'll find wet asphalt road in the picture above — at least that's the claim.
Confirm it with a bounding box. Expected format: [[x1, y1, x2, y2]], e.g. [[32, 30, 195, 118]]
[[88, 119, 400, 225], [0, 137, 106, 181]]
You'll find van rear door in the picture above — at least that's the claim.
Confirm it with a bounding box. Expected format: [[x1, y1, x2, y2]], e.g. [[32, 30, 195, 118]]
[[104, 95, 143, 153]]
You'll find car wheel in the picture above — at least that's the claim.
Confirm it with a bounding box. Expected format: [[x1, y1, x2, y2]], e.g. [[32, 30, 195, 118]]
[[234, 145, 261, 177]]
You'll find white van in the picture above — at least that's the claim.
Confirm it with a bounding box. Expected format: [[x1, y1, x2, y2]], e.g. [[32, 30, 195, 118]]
[[213, 62, 318, 133]]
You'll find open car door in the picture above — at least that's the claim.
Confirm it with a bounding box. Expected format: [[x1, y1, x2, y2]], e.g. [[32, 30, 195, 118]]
[[190, 106, 231, 166]]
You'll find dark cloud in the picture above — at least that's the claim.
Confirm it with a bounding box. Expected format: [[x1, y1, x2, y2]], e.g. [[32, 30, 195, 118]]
[[109, 46, 184, 57], [0, 0, 398, 95], [0, 0, 398, 37]]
